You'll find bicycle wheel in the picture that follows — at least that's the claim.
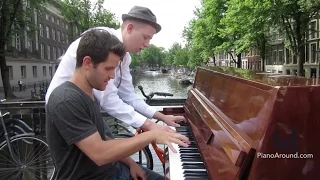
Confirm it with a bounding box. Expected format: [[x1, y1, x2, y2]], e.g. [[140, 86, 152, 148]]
[[0, 135, 55, 180], [114, 133, 154, 170]]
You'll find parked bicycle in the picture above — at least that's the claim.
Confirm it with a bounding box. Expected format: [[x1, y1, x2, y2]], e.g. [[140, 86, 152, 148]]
[[107, 85, 184, 171], [0, 99, 55, 180]]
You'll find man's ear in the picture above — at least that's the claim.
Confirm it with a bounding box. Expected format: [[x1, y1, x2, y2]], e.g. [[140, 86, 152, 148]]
[[83, 56, 92, 69], [127, 23, 134, 34]]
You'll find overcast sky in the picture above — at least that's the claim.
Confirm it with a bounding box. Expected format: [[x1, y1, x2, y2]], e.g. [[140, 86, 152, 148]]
[[102, 0, 200, 50]]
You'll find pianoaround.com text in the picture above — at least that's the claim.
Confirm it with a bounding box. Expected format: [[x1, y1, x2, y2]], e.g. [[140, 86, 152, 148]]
[[257, 152, 313, 159]]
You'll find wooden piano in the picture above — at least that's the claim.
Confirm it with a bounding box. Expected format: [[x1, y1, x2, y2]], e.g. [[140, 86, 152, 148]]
[[163, 66, 320, 180]]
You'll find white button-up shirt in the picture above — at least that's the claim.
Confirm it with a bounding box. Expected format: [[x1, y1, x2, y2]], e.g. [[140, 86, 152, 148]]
[[45, 27, 156, 128]]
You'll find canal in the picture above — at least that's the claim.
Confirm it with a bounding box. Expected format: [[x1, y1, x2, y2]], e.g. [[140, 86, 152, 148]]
[[132, 72, 191, 99], [127, 72, 192, 175]]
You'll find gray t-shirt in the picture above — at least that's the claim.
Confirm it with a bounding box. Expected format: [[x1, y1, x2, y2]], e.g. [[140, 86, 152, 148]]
[[46, 81, 117, 180]]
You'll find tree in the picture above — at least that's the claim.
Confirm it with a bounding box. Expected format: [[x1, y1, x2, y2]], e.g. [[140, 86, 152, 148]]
[[61, 0, 119, 38], [140, 44, 166, 68], [220, 0, 273, 70], [271, 0, 320, 76], [130, 53, 141, 69], [183, 0, 227, 67], [0, 0, 47, 99]]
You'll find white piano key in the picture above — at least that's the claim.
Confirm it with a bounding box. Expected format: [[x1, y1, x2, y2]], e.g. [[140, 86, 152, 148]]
[[167, 126, 184, 180]]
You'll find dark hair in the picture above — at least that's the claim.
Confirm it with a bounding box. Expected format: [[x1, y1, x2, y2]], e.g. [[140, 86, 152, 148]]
[[76, 29, 126, 68]]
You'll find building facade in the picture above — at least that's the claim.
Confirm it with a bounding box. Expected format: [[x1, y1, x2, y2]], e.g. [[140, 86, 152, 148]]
[[214, 18, 320, 78], [0, 0, 75, 90]]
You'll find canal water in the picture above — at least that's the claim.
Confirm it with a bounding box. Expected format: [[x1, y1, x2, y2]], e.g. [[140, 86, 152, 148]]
[[124, 72, 192, 175], [132, 72, 191, 99]]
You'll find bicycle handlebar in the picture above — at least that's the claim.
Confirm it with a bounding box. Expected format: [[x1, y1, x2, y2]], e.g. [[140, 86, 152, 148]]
[[151, 92, 173, 97], [138, 85, 173, 99]]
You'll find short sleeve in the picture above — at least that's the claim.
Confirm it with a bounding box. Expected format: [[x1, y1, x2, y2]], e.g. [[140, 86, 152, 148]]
[[52, 100, 97, 145]]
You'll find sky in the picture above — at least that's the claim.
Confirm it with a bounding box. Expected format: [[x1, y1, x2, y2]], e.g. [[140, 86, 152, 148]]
[[102, 0, 201, 50]]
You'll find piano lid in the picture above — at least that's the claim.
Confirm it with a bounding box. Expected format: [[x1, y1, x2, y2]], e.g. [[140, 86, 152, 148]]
[[183, 66, 320, 180], [197, 66, 320, 87]]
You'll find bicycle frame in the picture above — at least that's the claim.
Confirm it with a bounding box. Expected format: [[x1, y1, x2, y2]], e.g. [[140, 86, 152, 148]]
[[134, 128, 165, 165], [0, 110, 21, 164]]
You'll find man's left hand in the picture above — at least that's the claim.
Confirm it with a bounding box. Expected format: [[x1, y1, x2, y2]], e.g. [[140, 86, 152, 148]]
[[162, 115, 186, 127], [129, 162, 146, 180]]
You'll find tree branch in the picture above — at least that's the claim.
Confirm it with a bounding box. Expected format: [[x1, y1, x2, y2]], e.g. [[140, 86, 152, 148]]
[[5, 0, 22, 38]]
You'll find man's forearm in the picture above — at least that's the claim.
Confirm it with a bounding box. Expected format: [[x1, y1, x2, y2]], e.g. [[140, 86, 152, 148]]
[[105, 134, 137, 167], [140, 119, 154, 130]]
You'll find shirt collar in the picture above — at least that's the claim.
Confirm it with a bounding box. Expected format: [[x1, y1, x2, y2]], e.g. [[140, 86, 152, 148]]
[[115, 29, 123, 43]]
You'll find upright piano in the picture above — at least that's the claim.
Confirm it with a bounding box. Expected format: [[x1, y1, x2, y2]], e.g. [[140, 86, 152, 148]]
[[163, 66, 320, 180]]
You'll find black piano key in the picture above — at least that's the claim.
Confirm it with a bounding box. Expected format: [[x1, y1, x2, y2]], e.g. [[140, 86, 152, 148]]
[[182, 164, 206, 169], [184, 175, 209, 180], [181, 157, 203, 162]]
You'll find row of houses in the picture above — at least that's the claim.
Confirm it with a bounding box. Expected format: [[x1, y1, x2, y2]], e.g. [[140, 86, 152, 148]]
[[211, 19, 320, 78], [0, 0, 80, 90]]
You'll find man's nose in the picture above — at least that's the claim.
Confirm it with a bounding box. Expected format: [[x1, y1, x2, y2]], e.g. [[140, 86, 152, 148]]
[[109, 69, 116, 79], [143, 40, 150, 48]]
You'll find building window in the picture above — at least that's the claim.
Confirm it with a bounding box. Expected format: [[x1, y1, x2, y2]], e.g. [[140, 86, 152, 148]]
[[46, 26, 50, 39], [47, 45, 51, 60], [57, 31, 60, 42], [43, 66, 47, 76], [278, 50, 283, 65], [21, 66, 26, 78], [62, 33, 65, 43], [272, 50, 277, 65], [52, 29, 56, 40], [40, 43, 44, 59], [15, 34, 21, 51], [285, 48, 291, 64], [57, 18, 60, 25], [57, 48, 61, 57], [8, 66, 13, 79], [32, 66, 37, 77], [51, 16, 54, 23], [39, 23, 44, 36], [28, 38, 32, 52], [310, 21, 317, 39], [49, 66, 52, 77], [65, 24, 68, 29], [52, 47, 56, 60], [310, 43, 317, 63]]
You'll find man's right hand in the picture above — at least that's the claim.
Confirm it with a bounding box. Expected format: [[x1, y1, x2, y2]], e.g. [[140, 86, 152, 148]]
[[152, 131, 190, 153], [141, 119, 176, 133]]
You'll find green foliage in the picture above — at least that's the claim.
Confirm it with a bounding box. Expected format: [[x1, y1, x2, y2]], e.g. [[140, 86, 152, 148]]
[[140, 44, 166, 68], [130, 53, 140, 69], [61, 0, 119, 35]]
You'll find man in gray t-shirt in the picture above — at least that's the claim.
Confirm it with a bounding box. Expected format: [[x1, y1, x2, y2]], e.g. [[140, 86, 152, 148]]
[[46, 29, 189, 180], [46, 81, 117, 179]]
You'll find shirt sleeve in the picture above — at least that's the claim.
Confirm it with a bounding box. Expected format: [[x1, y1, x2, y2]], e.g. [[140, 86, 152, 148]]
[[51, 100, 98, 145], [93, 81, 147, 128], [117, 54, 157, 118]]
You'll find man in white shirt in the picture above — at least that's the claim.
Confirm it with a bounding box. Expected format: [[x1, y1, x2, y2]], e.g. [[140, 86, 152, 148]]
[[46, 6, 185, 133]]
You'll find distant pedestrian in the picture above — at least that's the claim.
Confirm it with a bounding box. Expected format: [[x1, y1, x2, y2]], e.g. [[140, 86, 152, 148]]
[[18, 80, 23, 91]]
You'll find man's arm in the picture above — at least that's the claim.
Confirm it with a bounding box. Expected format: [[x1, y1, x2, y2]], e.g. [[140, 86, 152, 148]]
[[116, 54, 156, 119], [79, 131, 158, 166]]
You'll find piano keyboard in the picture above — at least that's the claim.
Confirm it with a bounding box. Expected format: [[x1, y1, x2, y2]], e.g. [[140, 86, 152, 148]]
[[166, 122, 209, 180]]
